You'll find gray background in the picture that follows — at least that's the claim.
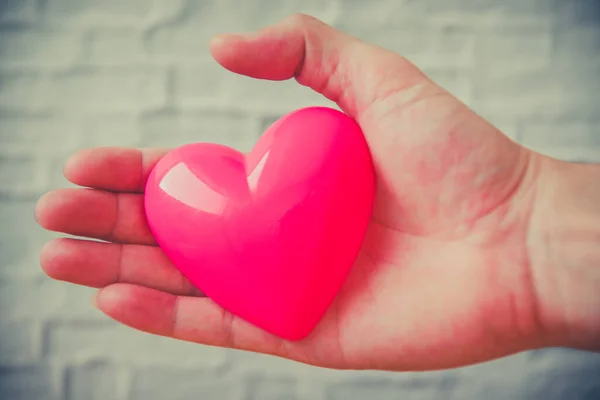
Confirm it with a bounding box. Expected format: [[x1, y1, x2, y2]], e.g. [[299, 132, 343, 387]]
[[1, 0, 600, 399]]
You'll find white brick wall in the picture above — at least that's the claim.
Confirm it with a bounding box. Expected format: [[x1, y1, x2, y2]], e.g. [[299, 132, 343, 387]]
[[1, 0, 600, 399]]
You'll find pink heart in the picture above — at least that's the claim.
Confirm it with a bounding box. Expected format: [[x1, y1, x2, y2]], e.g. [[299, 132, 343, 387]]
[[144, 107, 375, 340]]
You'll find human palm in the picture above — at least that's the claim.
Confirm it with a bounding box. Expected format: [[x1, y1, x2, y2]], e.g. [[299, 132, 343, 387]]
[[36, 15, 543, 371]]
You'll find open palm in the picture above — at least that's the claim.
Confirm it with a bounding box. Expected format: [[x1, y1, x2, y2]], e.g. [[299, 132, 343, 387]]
[[36, 15, 544, 371]]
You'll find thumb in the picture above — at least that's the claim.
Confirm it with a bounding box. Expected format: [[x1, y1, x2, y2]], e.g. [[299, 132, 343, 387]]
[[209, 14, 430, 119], [209, 14, 533, 236]]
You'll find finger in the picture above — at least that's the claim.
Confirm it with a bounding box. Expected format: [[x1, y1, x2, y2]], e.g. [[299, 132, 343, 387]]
[[35, 188, 155, 245], [96, 284, 289, 357], [209, 14, 429, 120], [64, 147, 168, 193], [40, 238, 200, 296]]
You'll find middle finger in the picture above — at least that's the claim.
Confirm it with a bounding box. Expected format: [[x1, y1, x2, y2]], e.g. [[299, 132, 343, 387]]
[[36, 188, 156, 245]]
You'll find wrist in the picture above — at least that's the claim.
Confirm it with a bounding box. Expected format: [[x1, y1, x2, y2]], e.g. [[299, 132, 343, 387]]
[[528, 156, 600, 350]]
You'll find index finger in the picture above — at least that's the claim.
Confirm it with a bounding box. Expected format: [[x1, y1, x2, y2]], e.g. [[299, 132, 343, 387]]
[[64, 147, 168, 193]]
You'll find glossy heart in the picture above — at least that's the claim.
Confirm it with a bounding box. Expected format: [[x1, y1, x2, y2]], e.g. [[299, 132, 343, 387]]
[[144, 107, 375, 340]]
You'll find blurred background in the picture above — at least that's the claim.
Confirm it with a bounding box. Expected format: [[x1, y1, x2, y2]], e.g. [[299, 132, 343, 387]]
[[1, 0, 600, 399]]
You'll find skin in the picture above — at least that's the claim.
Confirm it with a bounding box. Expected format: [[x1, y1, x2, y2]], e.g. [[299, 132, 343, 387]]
[[35, 15, 600, 371]]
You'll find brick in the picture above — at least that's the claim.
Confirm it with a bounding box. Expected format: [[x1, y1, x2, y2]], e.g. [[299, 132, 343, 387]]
[[130, 367, 243, 400], [0, 234, 34, 277], [139, 110, 258, 152], [42, 156, 78, 192], [0, 0, 38, 22], [49, 67, 167, 111], [475, 31, 552, 71], [451, 349, 600, 400], [66, 361, 118, 400], [471, 14, 554, 33], [0, 71, 52, 112], [0, 241, 47, 280], [147, 0, 336, 59], [406, 0, 502, 14], [447, 377, 527, 399], [147, 0, 189, 24], [327, 372, 457, 400], [486, 93, 600, 121], [0, 114, 81, 155], [209, 0, 337, 30], [519, 121, 599, 148], [552, 26, 600, 69], [554, 26, 600, 55], [447, 352, 536, 399], [85, 27, 147, 65], [0, 113, 137, 154], [0, 154, 38, 192], [246, 375, 299, 400], [404, 0, 556, 18], [43, 0, 156, 24], [529, 375, 600, 400], [174, 63, 235, 108], [0, 26, 82, 67], [222, 75, 334, 114], [231, 350, 317, 379], [494, 0, 558, 15], [0, 366, 57, 400], [471, 66, 600, 120], [349, 27, 475, 70], [0, 320, 41, 365], [528, 348, 600, 375], [45, 321, 229, 367], [0, 200, 40, 239], [146, 25, 212, 62], [296, 379, 328, 400], [174, 62, 332, 113], [0, 278, 65, 320], [336, 0, 553, 31], [53, 284, 102, 321], [76, 113, 141, 147], [335, 0, 408, 29], [555, 0, 600, 25], [0, 200, 50, 278]]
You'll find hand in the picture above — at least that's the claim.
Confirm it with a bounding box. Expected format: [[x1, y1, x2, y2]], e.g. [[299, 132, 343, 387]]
[[35, 15, 581, 371]]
